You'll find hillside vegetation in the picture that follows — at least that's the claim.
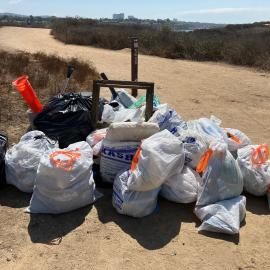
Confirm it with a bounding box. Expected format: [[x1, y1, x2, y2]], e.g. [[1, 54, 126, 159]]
[[51, 19, 270, 70]]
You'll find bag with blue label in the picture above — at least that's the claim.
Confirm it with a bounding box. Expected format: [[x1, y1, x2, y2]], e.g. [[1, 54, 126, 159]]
[[178, 129, 208, 169], [100, 140, 141, 183], [187, 117, 228, 144], [113, 170, 160, 218], [100, 122, 159, 183], [148, 104, 187, 136]]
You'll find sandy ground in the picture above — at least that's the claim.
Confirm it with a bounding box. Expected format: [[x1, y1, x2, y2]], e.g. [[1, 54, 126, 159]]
[[0, 26, 270, 270]]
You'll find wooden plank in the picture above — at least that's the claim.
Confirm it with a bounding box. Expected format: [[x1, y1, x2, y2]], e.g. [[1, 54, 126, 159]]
[[95, 80, 154, 89]]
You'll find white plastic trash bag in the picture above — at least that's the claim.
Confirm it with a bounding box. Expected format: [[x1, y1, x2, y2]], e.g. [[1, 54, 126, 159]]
[[86, 128, 108, 148], [86, 128, 108, 156], [237, 144, 270, 196], [27, 142, 101, 214], [225, 128, 251, 153], [115, 89, 138, 108], [106, 122, 159, 142], [113, 170, 160, 218], [102, 104, 144, 124], [194, 196, 246, 235], [5, 131, 58, 193], [161, 166, 200, 204], [178, 129, 208, 169], [187, 117, 228, 144], [127, 130, 185, 192], [148, 104, 187, 135], [100, 140, 140, 183], [196, 140, 243, 206]]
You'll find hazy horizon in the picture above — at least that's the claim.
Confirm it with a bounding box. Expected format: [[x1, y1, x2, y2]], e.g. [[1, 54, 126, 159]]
[[1, 0, 270, 24]]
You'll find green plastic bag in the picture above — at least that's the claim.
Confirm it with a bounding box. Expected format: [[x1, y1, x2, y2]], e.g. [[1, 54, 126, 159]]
[[129, 95, 160, 109]]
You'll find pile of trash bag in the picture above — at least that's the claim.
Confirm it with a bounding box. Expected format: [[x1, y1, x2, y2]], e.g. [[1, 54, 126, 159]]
[[3, 83, 270, 238]]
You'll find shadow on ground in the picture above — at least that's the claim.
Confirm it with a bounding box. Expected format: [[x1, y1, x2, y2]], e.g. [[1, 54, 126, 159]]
[[245, 193, 269, 215], [27, 205, 92, 244], [95, 189, 195, 250], [0, 185, 31, 208], [1, 185, 268, 248]]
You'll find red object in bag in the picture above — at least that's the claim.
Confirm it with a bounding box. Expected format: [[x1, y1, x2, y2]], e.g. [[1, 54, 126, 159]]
[[12, 75, 43, 113]]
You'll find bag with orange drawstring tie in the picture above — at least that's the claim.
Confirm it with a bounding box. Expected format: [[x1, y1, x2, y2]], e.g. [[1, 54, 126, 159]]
[[26, 142, 102, 214], [224, 128, 251, 156], [195, 140, 243, 206], [237, 144, 270, 196]]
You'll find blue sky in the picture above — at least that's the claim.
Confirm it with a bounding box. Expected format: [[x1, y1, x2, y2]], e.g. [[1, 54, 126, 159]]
[[1, 0, 270, 23]]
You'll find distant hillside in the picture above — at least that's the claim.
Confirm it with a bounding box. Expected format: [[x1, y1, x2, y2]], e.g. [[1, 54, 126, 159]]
[[0, 12, 27, 17], [51, 18, 270, 70]]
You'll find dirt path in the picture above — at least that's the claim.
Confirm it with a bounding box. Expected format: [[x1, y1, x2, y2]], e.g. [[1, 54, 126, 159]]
[[0, 26, 270, 270]]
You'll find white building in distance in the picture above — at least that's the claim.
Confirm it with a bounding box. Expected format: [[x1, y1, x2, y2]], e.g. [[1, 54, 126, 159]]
[[113, 13, 124, 20]]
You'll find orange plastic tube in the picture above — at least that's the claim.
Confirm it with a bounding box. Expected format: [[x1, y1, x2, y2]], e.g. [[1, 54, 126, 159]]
[[12, 75, 43, 113]]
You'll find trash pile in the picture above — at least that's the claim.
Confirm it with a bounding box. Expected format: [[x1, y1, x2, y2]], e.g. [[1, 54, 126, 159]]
[[1, 74, 270, 237]]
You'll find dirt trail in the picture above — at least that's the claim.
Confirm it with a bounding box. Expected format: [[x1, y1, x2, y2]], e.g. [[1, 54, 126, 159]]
[[0, 27, 270, 270]]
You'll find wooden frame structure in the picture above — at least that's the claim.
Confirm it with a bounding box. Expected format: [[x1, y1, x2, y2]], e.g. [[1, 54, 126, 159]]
[[91, 80, 155, 129]]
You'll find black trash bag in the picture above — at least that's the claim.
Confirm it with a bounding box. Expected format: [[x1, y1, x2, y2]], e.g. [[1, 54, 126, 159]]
[[34, 93, 105, 148], [0, 133, 8, 189]]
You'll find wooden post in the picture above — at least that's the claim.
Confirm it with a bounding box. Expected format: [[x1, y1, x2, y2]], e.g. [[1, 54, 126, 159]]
[[131, 37, 138, 97], [91, 81, 100, 130], [145, 84, 154, 121]]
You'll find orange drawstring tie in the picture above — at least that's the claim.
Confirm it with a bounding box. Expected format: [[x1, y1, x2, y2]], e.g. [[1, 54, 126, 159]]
[[50, 148, 81, 172], [196, 149, 213, 174], [131, 147, 142, 172], [251, 144, 269, 166]]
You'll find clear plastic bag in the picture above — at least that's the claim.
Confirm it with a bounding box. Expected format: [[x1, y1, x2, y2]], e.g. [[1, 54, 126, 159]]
[[187, 117, 228, 144], [127, 130, 185, 192], [194, 196, 246, 235], [27, 142, 102, 214], [161, 166, 200, 204], [148, 104, 187, 135], [196, 141, 243, 206], [225, 128, 251, 153], [5, 131, 58, 193], [237, 145, 270, 196], [178, 129, 208, 169]]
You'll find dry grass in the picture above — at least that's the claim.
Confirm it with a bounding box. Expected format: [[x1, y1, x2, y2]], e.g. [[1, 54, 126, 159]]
[[0, 50, 99, 144]]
